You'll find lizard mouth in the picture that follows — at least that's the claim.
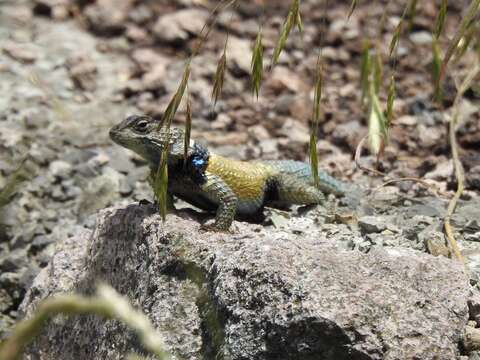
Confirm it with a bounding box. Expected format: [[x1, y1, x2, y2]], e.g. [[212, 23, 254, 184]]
[[109, 126, 123, 144], [108, 126, 134, 148]]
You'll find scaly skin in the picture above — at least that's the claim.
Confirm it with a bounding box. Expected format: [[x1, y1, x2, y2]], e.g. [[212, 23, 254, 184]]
[[109, 115, 347, 231]]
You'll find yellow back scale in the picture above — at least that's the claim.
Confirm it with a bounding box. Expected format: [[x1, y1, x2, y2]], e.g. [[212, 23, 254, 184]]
[[206, 154, 273, 200]]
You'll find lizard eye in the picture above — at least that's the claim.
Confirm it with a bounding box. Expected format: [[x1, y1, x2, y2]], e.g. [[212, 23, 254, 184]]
[[134, 120, 149, 133]]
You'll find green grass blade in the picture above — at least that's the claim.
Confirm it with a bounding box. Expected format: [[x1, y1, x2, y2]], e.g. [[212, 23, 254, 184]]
[[360, 39, 371, 104], [309, 133, 320, 188], [271, 0, 300, 67], [184, 94, 192, 167], [454, 24, 476, 63], [389, 21, 403, 57], [347, 0, 358, 19], [296, 10, 303, 32], [154, 141, 170, 222], [439, 0, 480, 87], [368, 80, 389, 156], [251, 28, 264, 98], [434, 0, 448, 38], [309, 56, 323, 188], [406, 0, 418, 32], [386, 75, 395, 128], [212, 38, 227, 106], [432, 37, 443, 103], [389, 0, 414, 57], [368, 97, 388, 155], [312, 57, 323, 123], [159, 62, 191, 130], [373, 50, 382, 94]]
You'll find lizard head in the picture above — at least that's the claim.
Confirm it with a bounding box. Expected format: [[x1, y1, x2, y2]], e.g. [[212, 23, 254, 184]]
[[109, 115, 188, 165]]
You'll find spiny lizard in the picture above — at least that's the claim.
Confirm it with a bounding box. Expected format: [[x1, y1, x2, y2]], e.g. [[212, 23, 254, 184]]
[[110, 115, 347, 231]]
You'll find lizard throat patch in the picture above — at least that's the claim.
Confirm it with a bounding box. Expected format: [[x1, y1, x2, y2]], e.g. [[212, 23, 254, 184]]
[[187, 143, 209, 184]]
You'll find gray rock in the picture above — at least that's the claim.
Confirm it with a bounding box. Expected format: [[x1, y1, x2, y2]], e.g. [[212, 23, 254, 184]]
[[226, 36, 251, 76], [0, 248, 28, 272], [75, 172, 119, 218], [84, 0, 132, 36], [118, 176, 133, 196], [358, 215, 387, 234], [3, 41, 38, 63], [0, 313, 16, 339], [49, 160, 73, 180], [153, 9, 209, 44], [33, 0, 70, 20], [409, 31, 433, 45], [30, 235, 55, 252], [21, 204, 470, 360], [65, 54, 98, 91], [0, 293, 14, 318]]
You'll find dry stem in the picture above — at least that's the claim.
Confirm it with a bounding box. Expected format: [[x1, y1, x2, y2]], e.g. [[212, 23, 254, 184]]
[[0, 284, 172, 360]]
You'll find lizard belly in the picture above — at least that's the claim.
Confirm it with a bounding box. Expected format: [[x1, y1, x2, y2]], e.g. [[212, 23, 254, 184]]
[[168, 174, 263, 216], [168, 174, 217, 212], [173, 186, 263, 217]]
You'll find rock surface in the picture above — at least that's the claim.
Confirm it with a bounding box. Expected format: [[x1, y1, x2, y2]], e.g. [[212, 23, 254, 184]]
[[21, 204, 470, 360]]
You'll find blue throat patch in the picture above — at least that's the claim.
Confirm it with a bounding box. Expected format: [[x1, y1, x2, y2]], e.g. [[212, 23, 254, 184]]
[[192, 156, 205, 169], [188, 143, 209, 184]]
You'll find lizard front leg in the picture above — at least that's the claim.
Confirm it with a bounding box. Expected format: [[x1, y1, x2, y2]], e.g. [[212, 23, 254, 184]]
[[199, 171, 237, 231]]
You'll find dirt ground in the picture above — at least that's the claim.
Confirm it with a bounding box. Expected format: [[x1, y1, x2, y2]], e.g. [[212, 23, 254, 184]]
[[0, 0, 479, 339]]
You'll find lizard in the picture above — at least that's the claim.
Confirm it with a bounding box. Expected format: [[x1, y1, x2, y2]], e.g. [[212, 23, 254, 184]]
[[109, 115, 348, 231]]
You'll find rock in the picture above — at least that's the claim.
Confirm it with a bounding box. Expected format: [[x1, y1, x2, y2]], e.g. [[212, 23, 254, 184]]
[[0, 124, 23, 148], [226, 36, 251, 76], [358, 215, 387, 234], [65, 54, 98, 91], [49, 160, 73, 180], [0, 312, 16, 338], [2, 41, 38, 63], [278, 118, 310, 144], [397, 115, 417, 126], [30, 235, 55, 253], [75, 171, 120, 218], [21, 204, 470, 359], [247, 124, 270, 141], [125, 24, 148, 43], [328, 18, 359, 44], [142, 63, 169, 91], [467, 165, 480, 191], [127, 4, 152, 24], [0, 289, 14, 313], [425, 160, 454, 181], [267, 66, 308, 93], [131, 48, 170, 73], [208, 114, 230, 131], [331, 120, 366, 150], [0, 249, 28, 273], [33, 0, 70, 20], [153, 8, 209, 44], [84, 0, 133, 36], [409, 31, 433, 45], [468, 293, 480, 327]]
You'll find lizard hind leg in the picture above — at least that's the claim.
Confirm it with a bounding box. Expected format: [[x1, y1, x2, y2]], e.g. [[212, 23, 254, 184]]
[[271, 174, 325, 206]]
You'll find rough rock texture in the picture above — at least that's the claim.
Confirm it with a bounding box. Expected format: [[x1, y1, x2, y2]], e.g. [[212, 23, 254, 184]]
[[2, 0, 480, 340], [21, 204, 470, 359]]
